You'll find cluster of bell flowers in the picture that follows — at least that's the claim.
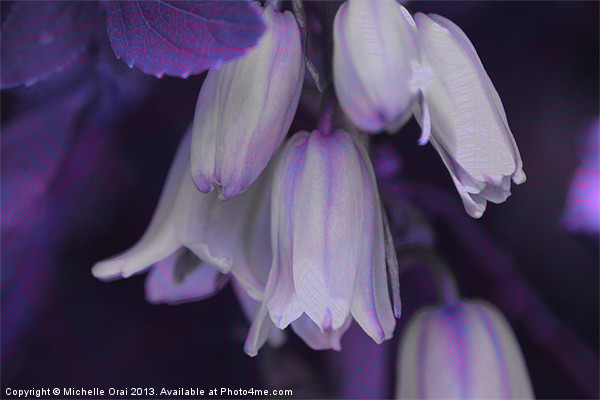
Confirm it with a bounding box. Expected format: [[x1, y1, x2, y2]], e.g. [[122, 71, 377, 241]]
[[93, 0, 526, 362], [334, 0, 525, 218]]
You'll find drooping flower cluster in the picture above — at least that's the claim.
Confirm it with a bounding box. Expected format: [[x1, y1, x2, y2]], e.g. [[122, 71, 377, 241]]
[[333, 0, 525, 218], [93, 0, 526, 362]]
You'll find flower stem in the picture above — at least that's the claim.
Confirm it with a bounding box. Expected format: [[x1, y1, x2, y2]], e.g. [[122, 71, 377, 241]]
[[292, 0, 323, 92], [398, 247, 460, 304], [317, 89, 335, 135]]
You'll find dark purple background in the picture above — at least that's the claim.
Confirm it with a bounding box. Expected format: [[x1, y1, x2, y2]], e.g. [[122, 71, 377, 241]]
[[2, 1, 598, 399]]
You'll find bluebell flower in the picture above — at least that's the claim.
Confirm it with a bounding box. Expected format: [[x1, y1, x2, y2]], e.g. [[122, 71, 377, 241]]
[[412, 13, 526, 218], [333, 0, 418, 133], [244, 128, 397, 356], [563, 118, 599, 234], [191, 5, 305, 200], [396, 300, 534, 399], [92, 128, 284, 346]]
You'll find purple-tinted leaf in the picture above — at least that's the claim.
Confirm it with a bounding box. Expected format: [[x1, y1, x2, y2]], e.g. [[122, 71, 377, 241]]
[[105, 0, 267, 78], [1, 55, 152, 365], [1, 1, 105, 88]]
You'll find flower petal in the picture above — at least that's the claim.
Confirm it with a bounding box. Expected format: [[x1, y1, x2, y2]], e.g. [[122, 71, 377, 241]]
[[265, 132, 309, 329], [414, 13, 525, 217], [175, 149, 273, 300], [350, 136, 396, 342], [291, 313, 353, 351], [333, 0, 418, 133], [191, 6, 304, 199], [91, 128, 191, 280], [232, 280, 285, 351], [296, 130, 370, 330], [397, 301, 535, 399], [145, 248, 227, 305]]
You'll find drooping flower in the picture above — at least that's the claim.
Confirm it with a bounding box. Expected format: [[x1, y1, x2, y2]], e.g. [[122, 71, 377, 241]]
[[244, 128, 398, 356], [413, 13, 526, 218], [91, 128, 282, 342], [92, 126, 365, 355], [396, 300, 534, 399], [333, 0, 419, 133], [191, 5, 305, 200], [93, 127, 270, 295]]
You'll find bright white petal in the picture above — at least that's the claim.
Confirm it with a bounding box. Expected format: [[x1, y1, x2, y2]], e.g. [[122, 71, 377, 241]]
[[414, 13, 525, 217], [92, 129, 191, 280]]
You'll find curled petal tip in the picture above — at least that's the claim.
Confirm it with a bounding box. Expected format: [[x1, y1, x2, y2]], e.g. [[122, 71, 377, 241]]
[[465, 200, 486, 219], [513, 169, 527, 184], [91, 259, 125, 281]]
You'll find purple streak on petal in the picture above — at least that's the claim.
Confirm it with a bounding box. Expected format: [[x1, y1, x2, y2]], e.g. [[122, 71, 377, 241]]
[[478, 305, 512, 398], [1, 1, 105, 88], [190, 7, 304, 199], [266, 131, 308, 329], [291, 130, 366, 330], [400, 301, 534, 398], [105, 0, 266, 78]]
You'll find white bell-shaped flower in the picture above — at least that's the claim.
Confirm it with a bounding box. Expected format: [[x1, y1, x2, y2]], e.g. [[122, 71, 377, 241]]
[[413, 13, 525, 218], [244, 129, 398, 356], [191, 6, 305, 200], [333, 0, 418, 133], [396, 300, 535, 399]]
